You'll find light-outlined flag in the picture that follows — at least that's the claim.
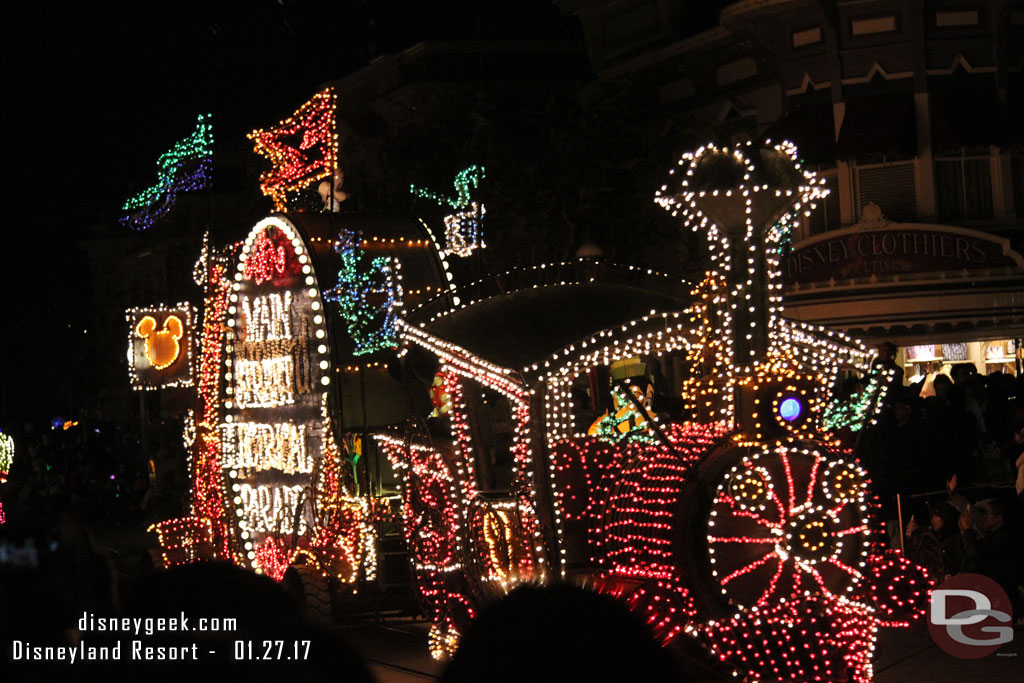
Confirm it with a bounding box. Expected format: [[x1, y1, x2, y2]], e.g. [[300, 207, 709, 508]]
[[121, 114, 213, 231], [248, 88, 338, 211]]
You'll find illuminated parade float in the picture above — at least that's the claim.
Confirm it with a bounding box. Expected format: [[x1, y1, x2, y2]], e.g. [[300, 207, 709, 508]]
[[0, 430, 13, 525], [136, 85, 930, 681], [142, 89, 455, 607], [372, 141, 931, 679]]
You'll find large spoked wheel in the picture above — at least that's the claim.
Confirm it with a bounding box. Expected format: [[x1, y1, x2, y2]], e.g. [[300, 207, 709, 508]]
[[682, 443, 871, 614]]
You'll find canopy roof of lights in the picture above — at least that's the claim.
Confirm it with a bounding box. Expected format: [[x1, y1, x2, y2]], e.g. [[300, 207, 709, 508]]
[[401, 255, 871, 390], [406, 259, 693, 323], [403, 282, 686, 388]]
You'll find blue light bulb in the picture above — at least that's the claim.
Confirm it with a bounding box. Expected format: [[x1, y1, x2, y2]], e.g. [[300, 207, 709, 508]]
[[779, 397, 802, 422]]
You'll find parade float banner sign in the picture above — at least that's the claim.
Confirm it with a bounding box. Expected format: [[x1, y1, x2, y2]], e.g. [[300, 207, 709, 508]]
[[784, 225, 1023, 284], [126, 304, 196, 390], [222, 217, 333, 574]]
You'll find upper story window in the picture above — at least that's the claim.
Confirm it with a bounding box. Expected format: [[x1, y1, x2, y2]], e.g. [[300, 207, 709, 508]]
[[855, 161, 917, 222], [935, 152, 994, 222]]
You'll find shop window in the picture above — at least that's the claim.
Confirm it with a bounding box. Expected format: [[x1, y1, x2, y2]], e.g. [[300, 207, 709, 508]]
[[856, 162, 916, 222], [902, 341, 1019, 385], [807, 172, 841, 235], [983, 340, 1019, 376], [935, 155, 994, 222]]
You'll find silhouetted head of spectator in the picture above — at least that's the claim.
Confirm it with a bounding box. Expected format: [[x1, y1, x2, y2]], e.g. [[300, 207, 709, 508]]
[[891, 388, 919, 424], [933, 373, 952, 400], [442, 583, 686, 683], [930, 501, 960, 535], [950, 363, 976, 384], [876, 342, 898, 363], [975, 498, 1010, 534], [908, 501, 931, 532], [0, 512, 115, 646], [1012, 419, 1024, 446]]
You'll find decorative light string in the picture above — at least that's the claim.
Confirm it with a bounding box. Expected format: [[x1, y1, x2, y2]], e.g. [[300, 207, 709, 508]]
[[121, 114, 213, 231], [189, 242, 236, 560], [0, 430, 12, 525], [411, 166, 486, 256], [248, 89, 338, 211], [1, 431, 14, 484], [417, 218, 461, 307], [410, 166, 485, 210], [309, 399, 377, 584], [325, 230, 403, 356], [147, 517, 216, 569]]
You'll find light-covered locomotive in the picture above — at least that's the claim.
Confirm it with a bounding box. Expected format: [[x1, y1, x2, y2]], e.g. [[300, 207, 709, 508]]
[[374, 142, 929, 681]]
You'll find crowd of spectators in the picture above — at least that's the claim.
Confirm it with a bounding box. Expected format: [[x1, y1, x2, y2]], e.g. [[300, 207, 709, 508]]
[[852, 342, 1024, 619], [0, 418, 187, 526]]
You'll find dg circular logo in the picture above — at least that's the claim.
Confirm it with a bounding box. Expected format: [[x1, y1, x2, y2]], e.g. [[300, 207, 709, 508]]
[[928, 573, 1014, 658]]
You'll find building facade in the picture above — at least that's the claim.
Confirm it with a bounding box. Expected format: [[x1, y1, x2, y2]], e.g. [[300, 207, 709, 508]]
[[560, 0, 1024, 376]]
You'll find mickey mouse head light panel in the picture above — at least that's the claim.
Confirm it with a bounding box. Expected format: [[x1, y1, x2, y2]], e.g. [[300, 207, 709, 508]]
[[126, 304, 195, 389], [378, 141, 929, 679], [136, 315, 185, 369]]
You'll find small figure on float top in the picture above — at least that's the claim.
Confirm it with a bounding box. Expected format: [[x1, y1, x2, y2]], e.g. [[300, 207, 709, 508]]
[[318, 168, 347, 212]]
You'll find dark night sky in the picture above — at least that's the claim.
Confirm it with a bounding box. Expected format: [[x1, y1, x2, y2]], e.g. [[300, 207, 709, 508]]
[[9, 0, 579, 230], [2, 0, 582, 426]]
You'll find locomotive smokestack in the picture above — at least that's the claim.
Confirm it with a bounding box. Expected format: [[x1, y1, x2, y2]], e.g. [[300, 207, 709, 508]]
[[655, 141, 828, 423], [687, 146, 805, 367]]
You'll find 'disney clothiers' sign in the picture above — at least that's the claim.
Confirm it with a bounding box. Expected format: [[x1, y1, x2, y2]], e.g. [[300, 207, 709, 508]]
[[784, 224, 1023, 284]]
